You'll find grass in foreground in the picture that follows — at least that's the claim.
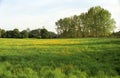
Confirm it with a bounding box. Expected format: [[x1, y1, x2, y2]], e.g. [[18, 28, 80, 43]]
[[0, 38, 120, 78]]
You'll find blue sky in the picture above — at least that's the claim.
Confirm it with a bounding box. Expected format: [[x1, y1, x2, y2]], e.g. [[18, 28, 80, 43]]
[[0, 0, 120, 32]]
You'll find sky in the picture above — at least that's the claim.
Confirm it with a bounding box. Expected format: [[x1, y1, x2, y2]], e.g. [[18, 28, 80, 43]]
[[0, 0, 120, 32]]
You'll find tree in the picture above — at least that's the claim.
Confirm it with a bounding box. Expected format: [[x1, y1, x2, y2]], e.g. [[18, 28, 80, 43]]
[[48, 31, 57, 38], [1, 29, 6, 38], [56, 17, 79, 38], [29, 29, 41, 38], [112, 31, 120, 38], [20, 30, 29, 38], [41, 28, 49, 38], [5, 30, 13, 38], [4, 29, 20, 38], [12, 28, 20, 38], [79, 13, 89, 37], [56, 6, 116, 38], [87, 6, 116, 37], [0, 29, 2, 38], [0, 28, 57, 39]]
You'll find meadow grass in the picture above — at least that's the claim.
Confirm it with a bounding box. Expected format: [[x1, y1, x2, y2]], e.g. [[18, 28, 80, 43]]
[[0, 38, 120, 78]]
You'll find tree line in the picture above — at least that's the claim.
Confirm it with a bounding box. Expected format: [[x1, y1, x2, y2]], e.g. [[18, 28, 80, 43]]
[[0, 6, 119, 38], [0, 28, 57, 38], [111, 31, 120, 38], [56, 6, 116, 38]]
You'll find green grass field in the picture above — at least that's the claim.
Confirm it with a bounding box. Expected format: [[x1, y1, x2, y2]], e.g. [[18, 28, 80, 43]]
[[0, 38, 120, 78]]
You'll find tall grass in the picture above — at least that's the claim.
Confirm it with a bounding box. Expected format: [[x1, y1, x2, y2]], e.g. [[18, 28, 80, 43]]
[[0, 38, 120, 78]]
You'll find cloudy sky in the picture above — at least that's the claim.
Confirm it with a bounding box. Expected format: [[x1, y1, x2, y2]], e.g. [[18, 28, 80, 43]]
[[0, 0, 120, 32]]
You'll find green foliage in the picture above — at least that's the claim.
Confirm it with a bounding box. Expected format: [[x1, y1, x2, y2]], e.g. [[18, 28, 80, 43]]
[[29, 29, 41, 38], [13, 28, 21, 38], [112, 31, 120, 38], [0, 28, 57, 39], [40, 28, 49, 38], [20, 30, 29, 38], [56, 6, 116, 38], [0, 29, 5, 38]]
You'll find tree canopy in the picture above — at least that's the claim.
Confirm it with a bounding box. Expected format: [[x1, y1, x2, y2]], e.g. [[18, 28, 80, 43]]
[[0, 28, 57, 39], [56, 6, 116, 38]]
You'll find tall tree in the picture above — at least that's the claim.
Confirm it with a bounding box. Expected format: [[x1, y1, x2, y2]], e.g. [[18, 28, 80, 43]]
[[79, 13, 89, 37], [56, 6, 116, 38], [87, 6, 116, 37]]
